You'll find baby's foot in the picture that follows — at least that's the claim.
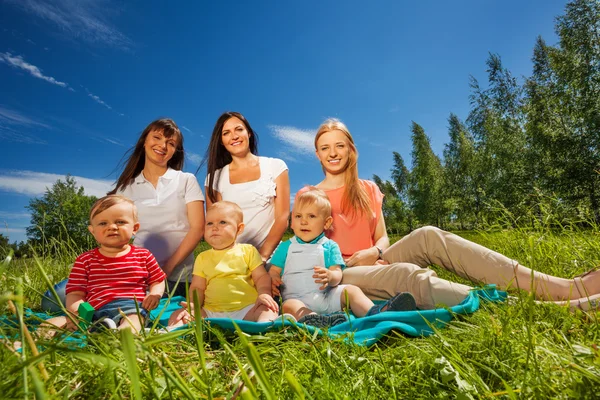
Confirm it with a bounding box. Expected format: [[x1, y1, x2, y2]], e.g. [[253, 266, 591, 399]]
[[367, 292, 417, 316], [297, 313, 347, 328]]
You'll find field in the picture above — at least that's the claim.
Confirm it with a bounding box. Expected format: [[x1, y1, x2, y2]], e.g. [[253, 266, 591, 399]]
[[1, 227, 600, 399]]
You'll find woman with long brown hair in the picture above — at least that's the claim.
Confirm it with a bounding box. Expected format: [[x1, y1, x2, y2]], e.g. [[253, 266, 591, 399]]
[[112, 118, 205, 297], [300, 118, 600, 310], [203, 111, 290, 262]]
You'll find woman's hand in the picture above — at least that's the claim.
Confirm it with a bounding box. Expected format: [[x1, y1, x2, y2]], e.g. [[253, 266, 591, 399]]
[[344, 247, 380, 267]]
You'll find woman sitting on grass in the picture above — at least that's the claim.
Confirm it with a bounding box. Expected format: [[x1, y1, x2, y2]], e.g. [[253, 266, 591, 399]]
[[298, 118, 600, 311], [203, 111, 290, 262], [43, 118, 203, 311], [111, 118, 205, 297]]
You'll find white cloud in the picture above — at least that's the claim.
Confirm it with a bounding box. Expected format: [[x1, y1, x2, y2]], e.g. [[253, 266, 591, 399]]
[[6, 0, 133, 50], [0, 170, 113, 197], [0, 52, 72, 90], [182, 126, 192, 133], [103, 137, 124, 146], [0, 106, 50, 128], [0, 107, 50, 144], [268, 125, 315, 156], [0, 125, 47, 144], [186, 152, 203, 166], [1, 227, 26, 234], [86, 91, 112, 110], [0, 212, 30, 219], [276, 151, 298, 163]]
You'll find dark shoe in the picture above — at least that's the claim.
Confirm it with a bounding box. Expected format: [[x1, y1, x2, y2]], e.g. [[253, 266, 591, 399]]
[[367, 292, 417, 316], [297, 313, 347, 328]]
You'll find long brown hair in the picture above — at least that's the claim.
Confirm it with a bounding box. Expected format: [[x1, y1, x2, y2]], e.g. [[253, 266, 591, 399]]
[[110, 118, 184, 194], [315, 118, 372, 219], [203, 112, 259, 203]]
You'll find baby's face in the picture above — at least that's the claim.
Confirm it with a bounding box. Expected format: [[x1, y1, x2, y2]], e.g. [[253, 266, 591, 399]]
[[88, 202, 138, 249], [204, 208, 242, 250], [291, 203, 331, 243]]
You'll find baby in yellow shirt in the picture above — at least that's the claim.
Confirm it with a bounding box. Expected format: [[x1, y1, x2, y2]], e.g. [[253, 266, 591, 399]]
[[169, 201, 279, 326]]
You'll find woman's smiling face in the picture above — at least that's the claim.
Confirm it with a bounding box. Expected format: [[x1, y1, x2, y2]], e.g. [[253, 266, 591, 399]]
[[315, 129, 351, 175], [144, 129, 177, 167], [221, 116, 251, 156]]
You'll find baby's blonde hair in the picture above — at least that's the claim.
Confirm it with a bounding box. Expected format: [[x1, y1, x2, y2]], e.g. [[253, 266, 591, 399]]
[[294, 187, 332, 218], [89, 194, 137, 223], [207, 201, 244, 224]]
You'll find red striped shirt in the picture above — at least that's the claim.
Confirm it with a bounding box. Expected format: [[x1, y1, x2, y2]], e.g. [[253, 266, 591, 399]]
[[65, 245, 166, 309]]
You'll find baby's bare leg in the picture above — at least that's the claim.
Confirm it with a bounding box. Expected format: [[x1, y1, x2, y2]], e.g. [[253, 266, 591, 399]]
[[340, 285, 375, 317], [167, 307, 207, 329], [282, 299, 314, 320], [119, 314, 144, 333], [243, 304, 278, 322], [38, 316, 69, 339]]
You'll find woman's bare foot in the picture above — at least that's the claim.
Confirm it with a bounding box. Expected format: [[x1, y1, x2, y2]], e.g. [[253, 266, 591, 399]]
[[541, 293, 600, 311], [578, 268, 600, 297]]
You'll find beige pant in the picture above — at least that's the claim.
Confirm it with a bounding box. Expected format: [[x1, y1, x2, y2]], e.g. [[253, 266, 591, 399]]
[[342, 226, 581, 309]]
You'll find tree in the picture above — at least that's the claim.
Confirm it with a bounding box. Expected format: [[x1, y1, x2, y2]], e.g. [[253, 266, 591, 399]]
[[373, 174, 411, 235], [408, 122, 446, 227], [26, 176, 98, 254], [443, 113, 477, 228], [525, 0, 600, 221], [467, 53, 529, 223]]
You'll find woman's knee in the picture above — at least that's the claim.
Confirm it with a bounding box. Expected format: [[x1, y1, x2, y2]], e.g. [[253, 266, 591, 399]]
[[413, 225, 443, 239]]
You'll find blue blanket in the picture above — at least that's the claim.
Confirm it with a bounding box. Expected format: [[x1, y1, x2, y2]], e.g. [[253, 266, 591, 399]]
[[2, 286, 505, 348], [152, 285, 507, 346]]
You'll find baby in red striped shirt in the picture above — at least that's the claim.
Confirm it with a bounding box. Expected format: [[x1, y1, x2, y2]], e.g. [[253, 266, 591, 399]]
[[45, 195, 166, 333]]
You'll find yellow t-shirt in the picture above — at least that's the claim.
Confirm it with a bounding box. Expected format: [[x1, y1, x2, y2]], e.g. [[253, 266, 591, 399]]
[[193, 243, 263, 312]]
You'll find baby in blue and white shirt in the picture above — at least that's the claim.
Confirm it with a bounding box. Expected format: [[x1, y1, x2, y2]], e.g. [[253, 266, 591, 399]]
[[269, 187, 416, 327]]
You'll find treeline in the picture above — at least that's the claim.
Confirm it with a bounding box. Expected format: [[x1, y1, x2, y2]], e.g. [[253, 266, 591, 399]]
[[374, 0, 600, 234]]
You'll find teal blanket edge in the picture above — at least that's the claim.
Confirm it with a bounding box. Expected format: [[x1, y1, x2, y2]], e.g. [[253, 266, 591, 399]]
[[152, 285, 507, 347]]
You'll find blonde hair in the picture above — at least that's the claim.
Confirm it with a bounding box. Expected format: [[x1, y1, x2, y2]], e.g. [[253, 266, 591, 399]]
[[294, 187, 332, 218], [314, 118, 372, 219], [89, 195, 138, 223], [207, 201, 244, 224]]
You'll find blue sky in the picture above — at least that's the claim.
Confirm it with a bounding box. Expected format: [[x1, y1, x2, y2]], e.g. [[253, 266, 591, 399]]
[[0, 0, 567, 243]]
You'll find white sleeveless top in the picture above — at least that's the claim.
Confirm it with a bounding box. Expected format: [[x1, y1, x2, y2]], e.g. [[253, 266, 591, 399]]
[[205, 156, 288, 249]]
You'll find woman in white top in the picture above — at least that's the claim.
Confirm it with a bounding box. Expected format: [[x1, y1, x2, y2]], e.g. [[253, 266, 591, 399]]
[[112, 118, 205, 297], [204, 112, 290, 261]]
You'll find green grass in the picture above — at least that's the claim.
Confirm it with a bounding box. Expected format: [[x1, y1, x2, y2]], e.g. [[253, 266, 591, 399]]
[[1, 228, 600, 399]]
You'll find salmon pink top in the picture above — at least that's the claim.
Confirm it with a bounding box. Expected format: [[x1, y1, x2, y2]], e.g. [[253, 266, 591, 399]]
[[296, 180, 384, 258]]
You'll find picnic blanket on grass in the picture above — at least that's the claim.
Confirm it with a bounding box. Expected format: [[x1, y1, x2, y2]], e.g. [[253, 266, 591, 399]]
[[1, 285, 506, 348], [154, 285, 507, 346]]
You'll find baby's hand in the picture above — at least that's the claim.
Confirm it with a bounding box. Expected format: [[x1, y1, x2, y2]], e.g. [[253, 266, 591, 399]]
[[142, 294, 161, 310], [65, 312, 79, 331], [313, 266, 331, 290], [256, 293, 279, 313], [168, 306, 193, 327], [270, 272, 283, 297]]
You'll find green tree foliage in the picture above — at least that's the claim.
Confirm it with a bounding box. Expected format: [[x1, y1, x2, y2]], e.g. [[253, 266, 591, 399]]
[[408, 122, 446, 227], [0, 233, 9, 255], [467, 53, 529, 221], [381, 0, 599, 233], [373, 174, 411, 234], [443, 114, 477, 228], [26, 176, 98, 254], [525, 0, 600, 221]]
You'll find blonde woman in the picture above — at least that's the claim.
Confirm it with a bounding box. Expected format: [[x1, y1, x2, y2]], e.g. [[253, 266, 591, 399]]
[[296, 118, 600, 310]]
